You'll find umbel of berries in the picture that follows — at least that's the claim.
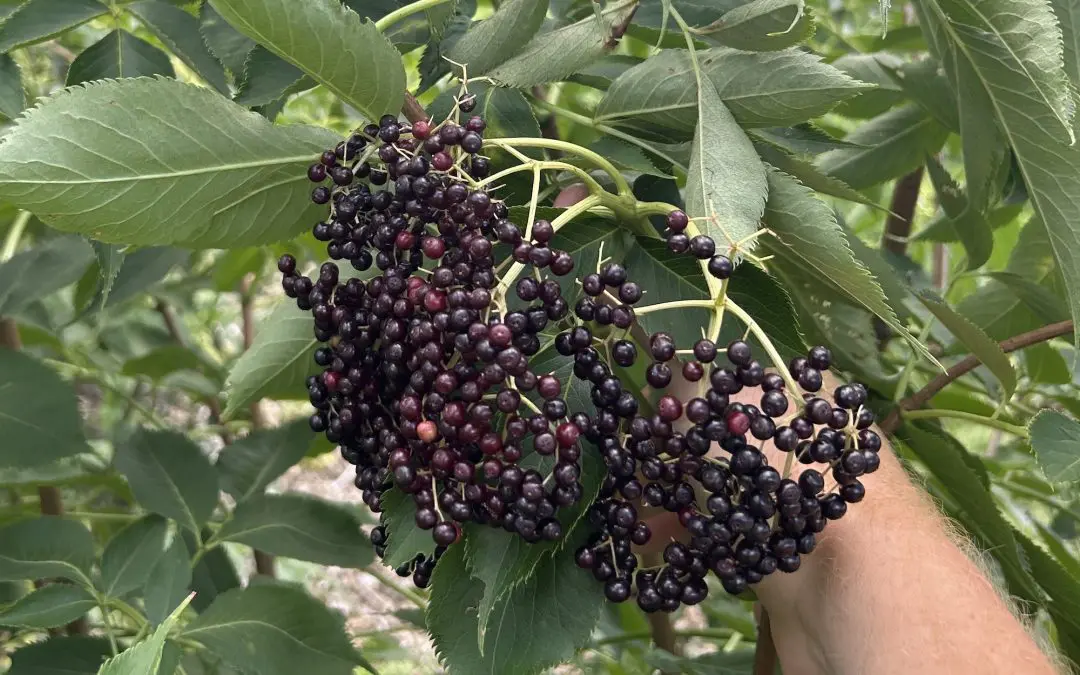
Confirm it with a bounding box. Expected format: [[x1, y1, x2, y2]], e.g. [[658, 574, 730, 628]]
[[279, 98, 594, 588]]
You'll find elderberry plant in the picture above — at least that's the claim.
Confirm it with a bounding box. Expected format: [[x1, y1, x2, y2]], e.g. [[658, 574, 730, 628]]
[[0, 1, 1078, 674]]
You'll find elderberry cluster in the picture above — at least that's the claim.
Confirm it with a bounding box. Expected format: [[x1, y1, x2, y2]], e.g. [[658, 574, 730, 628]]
[[279, 99, 595, 588], [570, 210, 881, 611]]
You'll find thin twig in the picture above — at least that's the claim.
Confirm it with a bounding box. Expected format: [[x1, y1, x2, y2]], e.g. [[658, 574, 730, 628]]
[[881, 168, 924, 256], [882, 320, 1075, 433], [402, 92, 428, 124]]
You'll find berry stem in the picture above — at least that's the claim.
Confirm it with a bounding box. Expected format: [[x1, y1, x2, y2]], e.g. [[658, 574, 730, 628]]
[[475, 159, 605, 202], [634, 298, 716, 315], [900, 409, 1029, 437], [485, 138, 632, 196], [723, 297, 801, 397], [0, 210, 30, 261], [374, 0, 453, 32]]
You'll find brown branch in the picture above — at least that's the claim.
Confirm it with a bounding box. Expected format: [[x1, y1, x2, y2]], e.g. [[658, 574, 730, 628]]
[[881, 167, 924, 256], [240, 274, 274, 577], [155, 300, 186, 347], [402, 92, 428, 124], [882, 319, 1075, 433], [753, 608, 777, 675]]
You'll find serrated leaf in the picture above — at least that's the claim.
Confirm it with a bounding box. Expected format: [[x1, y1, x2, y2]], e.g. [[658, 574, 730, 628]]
[[128, 0, 230, 94], [98, 594, 192, 675], [99, 515, 169, 598], [0, 78, 338, 248], [1030, 410, 1080, 483], [570, 137, 672, 178], [1026, 343, 1072, 385], [685, 74, 766, 253], [487, 3, 638, 87], [144, 538, 191, 625], [753, 140, 879, 208], [596, 47, 871, 136], [524, 341, 596, 417], [702, 0, 814, 51], [748, 124, 863, 155], [0, 348, 90, 468], [0, 0, 107, 53], [817, 104, 949, 189], [919, 0, 1080, 346], [181, 583, 364, 675], [760, 167, 935, 365], [7, 636, 113, 675], [0, 236, 94, 318], [0, 517, 94, 585], [223, 300, 317, 418], [216, 418, 314, 501], [448, 0, 548, 75], [0, 584, 96, 628], [923, 155, 993, 269], [183, 529, 240, 613], [881, 56, 959, 131], [234, 45, 309, 107], [0, 54, 26, 120], [86, 241, 124, 312], [114, 429, 219, 534], [465, 448, 604, 651], [624, 236, 710, 347], [199, 2, 254, 74], [917, 291, 1016, 402], [66, 29, 175, 86], [216, 493, 373, 568], [209, 0, 405, 122], [830, 52, 905, 119], [428, 534, 603, 675], [379, 487, 436, 568], [1014, 530, 1080, 666], [568, 54, 642, 89], [897, 424, 1040, 602], [101, 247, 189, 310]]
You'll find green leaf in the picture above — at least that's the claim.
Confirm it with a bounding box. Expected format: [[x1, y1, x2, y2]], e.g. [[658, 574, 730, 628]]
[[828, 52, 905, 119], [1014, 530, 1080, 666], [216, 493, 373, 568], [596, 47, 870, 136], [379, 487, 436, 568], [99, 515, 169, 598], [223, 300, 317, 418], [209, 0, 405, 122], [128, 0, 230, 94], [897, 424, 1040, 602], [761, 168, 934, 364], [182, 583, 364, 675], [816, 104, 949, 190], [1025, 343, 1072, 385], [486, 3, 639, 87], [919, 0, 1080, 345], [749, 124, 864, 155], [571, 138, 672, 177], [144, 537, 191, 625], [447, 0, 548, 75], [923, 154, 993, 269], [0, 348, 90, 468], [98, 594, 192, 675], [428, 82, 542, 149], [234, 45, 309, 108], [216, 419, 314, 501], [685, 74, 766, 253], [101, 247, 189, 310], [0, 236, 95, 316], [753, 140, 879, 208], [917, 291, 1016, 402], [199, 2, 254, 74], [645, 649, 755, 675], [464, 448, 605, 652], [624, 236, 710, 347], [0, 54, 26, 120], [567, 54, 642, 89], [114, 429, 219, 534], [0, 584, 96, 629], [86, 241, 125, 312], [184, 529, 240, 613], [121, 345, 203, 381], [0, 517, 94, 585], [0, 78, 338, 248], [950, 46, 1010, 212], [65, 30, 175, 86], [985, 272, 1070, 325], [881, 56, 959, 131], [0, 0, 107, 53], [701, 0, 813, 51], [7, 636, 112, 675], [428, 535, 603, 675], [726, 264, 806, 361], [1030, 410, 1080, 483]]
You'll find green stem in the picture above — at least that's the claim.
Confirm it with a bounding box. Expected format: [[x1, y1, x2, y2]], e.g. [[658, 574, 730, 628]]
[[999, 482, 1080, 524], [497, 195, 603, 296], [1, 210, 31, 262], [724, 297, 800, 395], [102, 603, 119, 655], [374, 0, 452, 32], [893, 317, 936, 402], [365, 565, 428, 609], [65, 511, 142, 522], [106, 597, 148, 631], [634, 299, 716, 315], [901, 408, 1029, 438], [486, 138, 631, 196], [476, 159, 606, 200]]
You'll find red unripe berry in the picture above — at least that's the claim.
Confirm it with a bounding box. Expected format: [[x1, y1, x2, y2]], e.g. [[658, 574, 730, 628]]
[[407, 281, 428, 306], [323, 370, 340, 391], [421, 236, 446, 259], [423, 290, 447, 312], [489, 324, 512, 347], [417, 420, 439, 443], [411, 119, 431, 139], [556, 422, 580, 448], [432, 152, 453, 171], [395, 231, 416, 250], [726, 410, 750, 435], [657, 395, 683, 422]]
